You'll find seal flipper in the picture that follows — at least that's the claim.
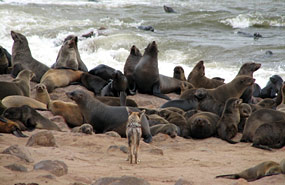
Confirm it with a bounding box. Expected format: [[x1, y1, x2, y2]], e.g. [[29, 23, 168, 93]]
[[12, 128, 28, 137], [252, 143, 272, 151], [153, 83, 171, 100], [119, 91, 127, 106], [225, 138, 238, 144], [216, 174, 240, 179]]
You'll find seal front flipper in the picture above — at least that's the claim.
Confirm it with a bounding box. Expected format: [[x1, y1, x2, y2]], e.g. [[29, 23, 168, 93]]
[[12, 128, 28, 137], [153, 83, 170, 100], [252, 143, 273, 151], [216, 174, 240, 179]]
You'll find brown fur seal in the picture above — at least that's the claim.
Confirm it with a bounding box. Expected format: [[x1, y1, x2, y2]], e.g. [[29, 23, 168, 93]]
[[147, 114, 170, 126], [163, 5, 176, 13], [260, 75, 283, 99], [48, 100, 84, 128], [97, 96, 138, 107], [0, 117, 27, 137], [241, 108, 285, 142], [80, 72, 107, 95], [0, 46, 10, 74], [250, 98, 277, 112], [150, 123, 179, 138], [159, 74, 189, 94], [52, 36, 78, 70], [40, 69, 83, 93], [4, 105, 61, 131], [252, 120, 285, 150], [34, 84, 50, 105], [216, 98, 242, 144], [173, 66, 186, 81], [71, 123, 93, 134], [207, 75, 255, 104], [277, 83, 285, 112], [66, 90, 152, 143], [0, 69, 34, 99], [216, 161, 282, 182], [88, 64, 115, 81], [186, 111, 219, 139], [236, 62, 261, 103], [187, 60, 224, 89], [124, 45, 142, 93], [63, 35, 88, 72], [134, 41, 170, 100], [11, 31, 50, 82], [2, 95, 47, 110], [238, 103, 252, 132]]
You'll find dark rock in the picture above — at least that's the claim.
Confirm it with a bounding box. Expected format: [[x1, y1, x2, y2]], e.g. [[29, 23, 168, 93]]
[[4, 163, 28, 172], [107, 145, 128, 154], [26, 131, 57, 147], [33, 160, 68, 177], [2, 145, 34, 163]]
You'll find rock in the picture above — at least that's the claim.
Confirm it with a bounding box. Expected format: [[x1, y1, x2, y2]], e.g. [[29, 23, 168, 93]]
[[33, 160, 68, 177], [148, 148, 164, 155], [50, 115, 70, 132], [91, 175, 150, 185], [107, 145, 128, 154], [105, 131, 121, 138], [174, 178, 194, 185], [2, 145, 34, 163], [4, 163, 28, 172], [26, 131, 57, 147], [39, 174, 56, 180]]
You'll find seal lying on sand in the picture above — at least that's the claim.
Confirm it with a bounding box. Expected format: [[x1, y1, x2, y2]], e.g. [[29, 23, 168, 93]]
[[0, 117, 27, 137], [11, 31, 49, 82], [66, 90, 152, 143]]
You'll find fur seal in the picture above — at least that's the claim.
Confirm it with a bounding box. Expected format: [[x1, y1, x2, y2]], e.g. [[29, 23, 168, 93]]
[[163, 5, 176, 13], [159, 75, 189, 94], [134, 41, 170, 100], [250, 98, 277, 112], [260, 75, 283, 98], [186, 111, 219, 139], [97, 96, 138, 107], [236, 62, 261, 103], [238, 103, 252, 132], [147, 114, 170, 127], [277, 83, 285, 112], [173, 66, 186, 81], [252, 120, 285, 150], [40, 69, 83, 93], [2, 95, 47, 110], [0, 46, 11, 74], [88, 64, 116, 81], [52, 36, 78, 70], [0, 117, 27, 137], [150, 123, 179, 138], [138, 25, 154, 32], [66, 90, 152, 143], [101, 70, 128, 106], [4, 105, 61, 131], [0, 69, 34, 99], [11, 31, 49, 82], [63, 35, 88, 72], [216, 98, 242, 144], [241, 108, 285, 142], [80, 72, 107, 95], [187, 60, 224, 89], [124, 45, 142, 93], [48, 100, 84, 128], [216, 161, 282, 181], [71, 123, 93, 134], [34, 84, 50, 105]]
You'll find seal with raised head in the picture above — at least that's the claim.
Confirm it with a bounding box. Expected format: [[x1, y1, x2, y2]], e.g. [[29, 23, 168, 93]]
[[0, 69, 34, 99], [80, 72, 107, 95], [0, 117, 27, 137], [238, 103, 252, 132], [260, 74, 283, 99], [187, 60, 224, 89], [216, 98, 242, 144], [124, 45, 142, 93], [134, 41, 170, 100], [63, 35, 88, 72], [40, 69, 83, 93], [252, 120, 285, 150], [216, 161, 282, 182], [11, 31, 49, 82], [4, 105, 61, 131], [241, 108, 285, 143], [51, 36, 78, 70], [66, 90, 152, 143], [150, 123, 179, 138], [34, 83, 51, 105], [173, 66, 186, 81]]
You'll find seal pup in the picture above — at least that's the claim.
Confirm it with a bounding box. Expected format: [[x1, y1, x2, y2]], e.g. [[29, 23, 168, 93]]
[[71, 124, 93, 134], [216, 98, 242, 144], [2, 95, 47, 110], [0, 117, 27, 137], [0, 69, 34, 99], [238, 103, 252, 132], [80, 72, 107, 95], [126, 110, 144, 164], [11, 31, 49, 82], [40, 69, 83, 93], [252, 120, 285, 150], [187, 60, 224, 89], [173, 66, 186, 81], [216, 161, 282, 182], [4, 105, 61, 131], [52, 36, 78, 70], [260, 75, 283, 99], [241, 108, 285, 142], [124, 45, 142, 94], [134, 41, 170, 100], [150, 123, 179, 138], [63, 35, 88, 72], [66, 90, 152, 143], [34, 84, 51, 105]]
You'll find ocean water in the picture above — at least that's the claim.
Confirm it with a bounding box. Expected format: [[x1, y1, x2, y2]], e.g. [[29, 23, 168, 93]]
[[0, 0, 284, 87]]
